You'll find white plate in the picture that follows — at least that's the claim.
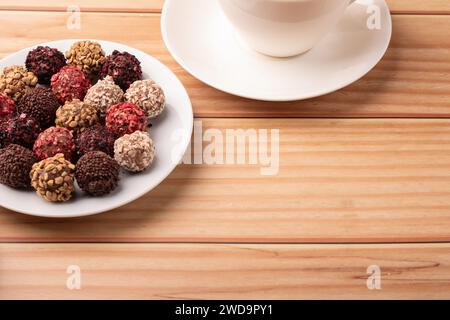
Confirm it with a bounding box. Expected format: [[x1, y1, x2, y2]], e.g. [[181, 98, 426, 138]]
[[0, 39, 193, 218], [162, 0, 392, 101]]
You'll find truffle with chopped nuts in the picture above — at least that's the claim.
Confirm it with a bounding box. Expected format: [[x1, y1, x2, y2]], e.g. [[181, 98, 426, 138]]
[[114, 131, 155, 172], [125, 80, 165, 118], [76, 151, 119, 196], [30, 153, 76, 202], [0, 144, 37, 189], [33, 126, 75, 161], [17, 87, 60, 128], [55, 99, 98, 135], [51, 65, 91, 104], [65, 41, 106, 76], [0, 66, 38, 102], [105, 102, 147, 137], [100, 50, 142, 90], [25, 46, 66, 84], [84, 76, 124, 115]]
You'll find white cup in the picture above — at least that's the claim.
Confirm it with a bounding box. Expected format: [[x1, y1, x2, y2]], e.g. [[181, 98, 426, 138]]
[[218, 0, 357, 57]]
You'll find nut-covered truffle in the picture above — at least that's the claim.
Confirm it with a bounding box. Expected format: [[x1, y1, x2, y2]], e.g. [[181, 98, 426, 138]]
[[114, 131, 155, 172], [0, 144, 37, 189], [30, 153, 75, 202], [25, 46, 66, 84], [106, 102, 147, 137], [33, 126, 75, 161], [100, 50, 142, 90], [66, 41, 106, 76], [84, 76, 123, 115], [0, 66, 38, 102], [17, 87, 60, 128], [76, 124, 115, 157], [125, 80, 165, 118], [51, 65, 91, 104], [76, 151, 119, 196], [0, 93, 15, 121], [56, 99, 98, 135], [1, 113, 41, 149]]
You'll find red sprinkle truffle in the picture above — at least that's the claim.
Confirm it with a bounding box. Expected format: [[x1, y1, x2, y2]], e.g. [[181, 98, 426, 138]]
[[0, 93, 15, 121], [100, 50, 142, 90], [51, 66, 91, 104], [26, 46, 66, 85], [33, 126, 75, 161], [1, 113, 41, 149], [105, 102, 147, 137], [76, 124, 115, 157]]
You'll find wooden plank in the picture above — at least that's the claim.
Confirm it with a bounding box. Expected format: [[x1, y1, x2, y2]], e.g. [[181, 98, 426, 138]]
[[0, 0, 164, 12], [0, 11, 449, 118], [1, 243, 450, 299], [2, 118, 450, 243], [0, 1, 448, 14]]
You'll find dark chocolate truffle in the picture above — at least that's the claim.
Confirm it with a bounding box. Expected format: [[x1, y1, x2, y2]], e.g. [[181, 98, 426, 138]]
[[51, 65, 91, 104], [100, 50, 142, 90], [0, 144, 37, 189], [76, 124, 115, 157], [25, 46, 66, 85], [76, 151, 119, 196], [1, 113, 41, 149], [17, 87, 60, 128], [33, 126, 75, 161], [0, 122, 7, 149], [0, 93, 15, 121], [105, 102, 148, 137]]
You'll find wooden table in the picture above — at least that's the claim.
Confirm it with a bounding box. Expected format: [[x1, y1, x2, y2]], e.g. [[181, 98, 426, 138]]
[[1, 0, 450, 300]]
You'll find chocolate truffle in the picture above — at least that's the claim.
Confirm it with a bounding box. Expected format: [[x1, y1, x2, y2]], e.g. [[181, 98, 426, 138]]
[[66, 41, 106, 76], [76, 124, 115, 157], [33, 126, 75, 161], [84, 76, 124, 115], [0, 66, 38, 102], [25, 46, 66, 84], [17, 87, 60, 128], [0, 93, 15, 121], [30, 153, 75, 202], [0, 144, 37, 189], [55, 99, 98, 135], [114, 131, 155, 172], [1, 113, 41, 149], [0, 122, 7, 149], [125, 80, 165, 118], [51, 65, 91, 104], [76, 151, 119, 196], [100, 50, 142, 90], [106, 102, 147, 137]]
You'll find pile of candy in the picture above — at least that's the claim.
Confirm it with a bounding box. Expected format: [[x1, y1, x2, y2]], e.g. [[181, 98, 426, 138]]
[[0, 40, 166, 202]]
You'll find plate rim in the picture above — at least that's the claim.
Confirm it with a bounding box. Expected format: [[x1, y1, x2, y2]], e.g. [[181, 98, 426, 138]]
[[0, 39, 194, 218], [161, 0, 393, 102]]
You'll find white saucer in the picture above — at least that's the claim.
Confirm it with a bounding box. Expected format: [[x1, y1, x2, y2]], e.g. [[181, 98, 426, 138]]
[[162, 0, 392, 101]]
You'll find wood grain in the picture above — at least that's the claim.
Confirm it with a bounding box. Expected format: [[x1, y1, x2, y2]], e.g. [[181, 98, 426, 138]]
[[1, 243, 449, 299], [2, 118, 450, 243], [0, 1, 448, 14], [0, 11, 449, 118], [0, 0, 164, 12]]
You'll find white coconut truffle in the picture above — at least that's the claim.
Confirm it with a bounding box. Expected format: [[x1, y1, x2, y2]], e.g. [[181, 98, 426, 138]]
[[84, 76, 123, 114], [125, 79, 165, 118], [114, 131, 155, 172]]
